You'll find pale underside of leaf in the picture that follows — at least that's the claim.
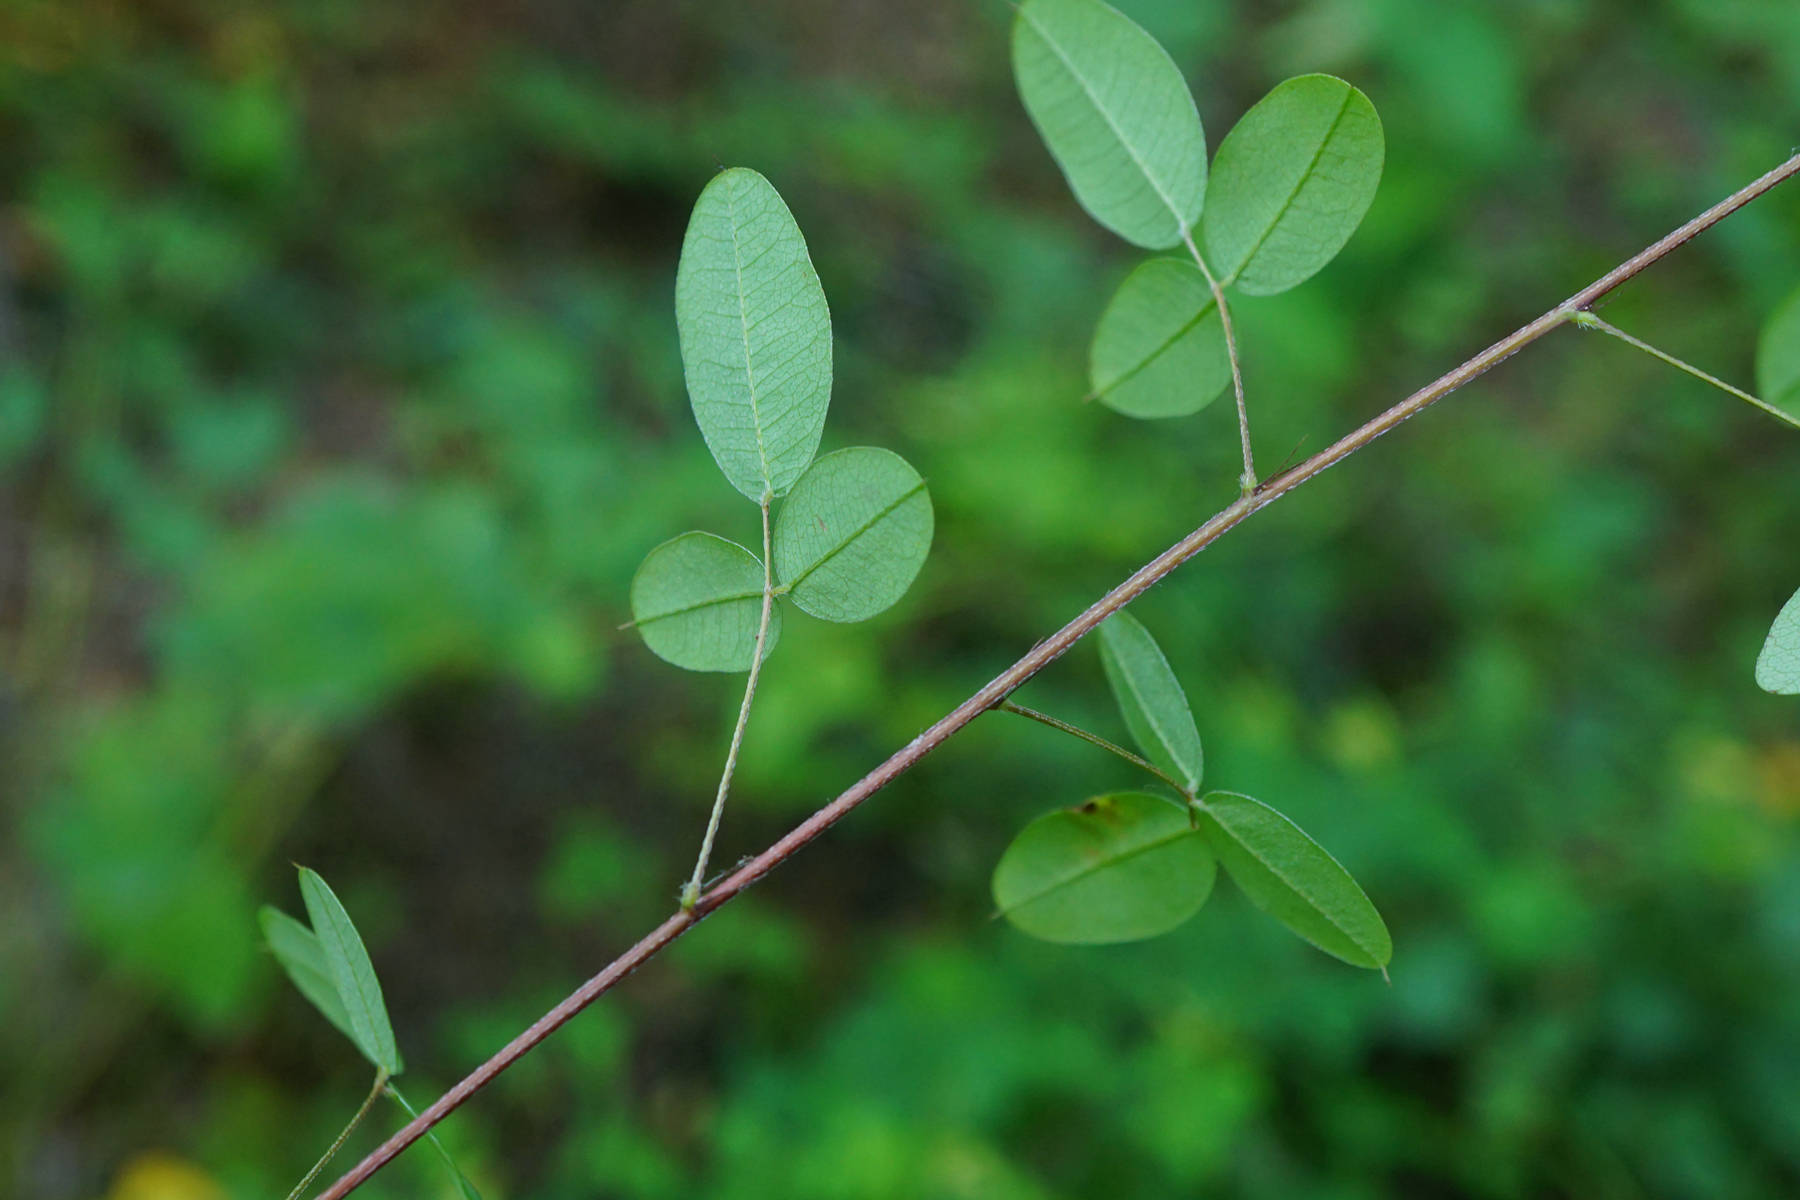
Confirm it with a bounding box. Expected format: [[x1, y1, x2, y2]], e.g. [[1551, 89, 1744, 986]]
[[993, 791, 1215, 944], [1756, 285, 1800, 419], [1757, 586, 1800, 695], [298, 866, 402, 1074], [1098, 611, 1203, 791], [772, 447, 933, 623], [1089, 257, 1229, 418], [1198, 791, 1390, 969], [676, 167, 832, 500], [1012, 0, 1207, 249], [1203, 74, 1384, 296], [260, 905, 355, 1043], [630, 531, 780, 673]]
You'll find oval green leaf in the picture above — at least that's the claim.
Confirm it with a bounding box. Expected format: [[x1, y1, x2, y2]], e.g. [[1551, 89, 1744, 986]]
[[259, 905, 355, 1044], [1012, 0, 1208, 249], [1098, 611, 1203, 792], [1756, 285, 1800, 419], [1757, 585, 1800, 695], [772, 447, 933, 623], [297, 866, 403, 1075], [675, 167, 832, 501], [1197, 791, 1391, 969], [1089, 258, 1229, 418], [993, 791, 1215, 944], [1202, 74, 1384, 296], [630, 531, 780, 673]]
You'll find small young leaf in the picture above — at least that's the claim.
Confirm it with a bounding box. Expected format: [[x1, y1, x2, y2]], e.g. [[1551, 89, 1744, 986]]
[[1098, 612, 1203, 792], [1202, 74, 1384, 296], [1757, 585, 1800, 695], [260, 906, 355, 1043], [772, 447, 933, 623], [630, 531, 781, 673], [1757, 285, 1800, 417], [993, 791, 1215, 944], [1197, 791, 1391, 970], [297, 867, 403, 1075], [1012, 0, 1208, 249], [675, 167, 832, 501], [1089, 258, 1230, 418]]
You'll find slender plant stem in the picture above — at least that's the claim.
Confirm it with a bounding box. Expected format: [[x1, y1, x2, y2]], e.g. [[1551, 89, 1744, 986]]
[[1183, 229, 1256, 493], [1572, 309, 1800, 431], [316, 151, 1800, 1200], [998, 700, 1190, 795], [681, 496, 776, 911], [288, 1070, 387, 1200]]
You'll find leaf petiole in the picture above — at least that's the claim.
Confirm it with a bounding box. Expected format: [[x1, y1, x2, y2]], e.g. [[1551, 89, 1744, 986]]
[[1182, 230, 1257, 492], [1572, 309, 1800, 431], [997, 699, 1192, 797], [389, 1084, 484, 1199], [285, 1070, 388, 1200], [682, 496, 777, 911]]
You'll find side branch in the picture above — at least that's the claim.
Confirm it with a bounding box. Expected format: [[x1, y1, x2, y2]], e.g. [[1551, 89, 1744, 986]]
[[317, 150, 1800, 1200]]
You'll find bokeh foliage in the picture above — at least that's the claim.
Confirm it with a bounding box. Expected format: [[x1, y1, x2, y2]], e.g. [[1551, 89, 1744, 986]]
[[3, 0, 1800, 1197]]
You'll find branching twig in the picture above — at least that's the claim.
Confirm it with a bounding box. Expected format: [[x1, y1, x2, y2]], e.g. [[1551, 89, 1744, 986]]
[[314, 151, 1800, 1200]]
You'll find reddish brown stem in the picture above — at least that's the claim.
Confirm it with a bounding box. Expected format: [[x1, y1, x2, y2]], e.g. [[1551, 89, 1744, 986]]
[[316, 151, 1800, 1200]]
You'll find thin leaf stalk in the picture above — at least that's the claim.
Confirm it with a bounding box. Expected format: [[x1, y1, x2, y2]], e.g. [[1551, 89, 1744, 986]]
[[998, 700, 1191, 796], [681, 496, 776, 911], [1183, 229, 1256, 492], [317, 149, 1800, 1200], [389, 1085, 481, 1198], [1572, 309, 1800, 431], [287, 1069, 387, 1200]]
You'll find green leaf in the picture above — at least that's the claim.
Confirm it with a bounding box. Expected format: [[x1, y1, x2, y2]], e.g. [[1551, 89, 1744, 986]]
[[675, 167, 832, 501], [1011, 0, 1208, 249], [1196, 791, 1391, 970], [630, 531, 781, 673], [1098, 612, 1203, 792], [1088, 258, 1229, 418], [259, 905, 355, 1044], [1757, 285, 1800, 418], [1202, 74, 1384, 295], [297, 866, 403, 1075], [993, 792, 1215, 944], [772, 447, 933, 623], [1757, 585, 1800, 695]]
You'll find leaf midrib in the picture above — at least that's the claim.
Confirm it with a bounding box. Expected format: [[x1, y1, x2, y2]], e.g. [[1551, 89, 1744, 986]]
[[639, 588, 766, 626], [726, 177, 775, 497], [1109, 631, 1197, 788], [784, 479, 927, 593], [1002, 825, 1198, 914], [1095, 290, 1220, 400], [1022, 4, 1189, 238], [1221, 85, 1355, 288], [1210, 801, 1382, 960]]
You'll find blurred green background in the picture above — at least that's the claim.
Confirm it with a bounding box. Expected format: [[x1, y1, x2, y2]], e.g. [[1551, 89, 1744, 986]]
[[3, 0, 1799, 1196]]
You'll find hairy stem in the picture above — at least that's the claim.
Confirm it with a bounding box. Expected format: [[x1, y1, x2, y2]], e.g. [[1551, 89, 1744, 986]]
[[316, 150, 1800, 1200], [681, 496, 776, 911], [1184, 230, 1255, 493], [288, 1070, 386, 1200], [1572, 309, 1800, 431], [998, 700, 1190, 794]]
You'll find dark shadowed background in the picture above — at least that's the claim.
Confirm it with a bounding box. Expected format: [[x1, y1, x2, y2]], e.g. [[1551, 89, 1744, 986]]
[[4, 0, 1800, 1196]]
